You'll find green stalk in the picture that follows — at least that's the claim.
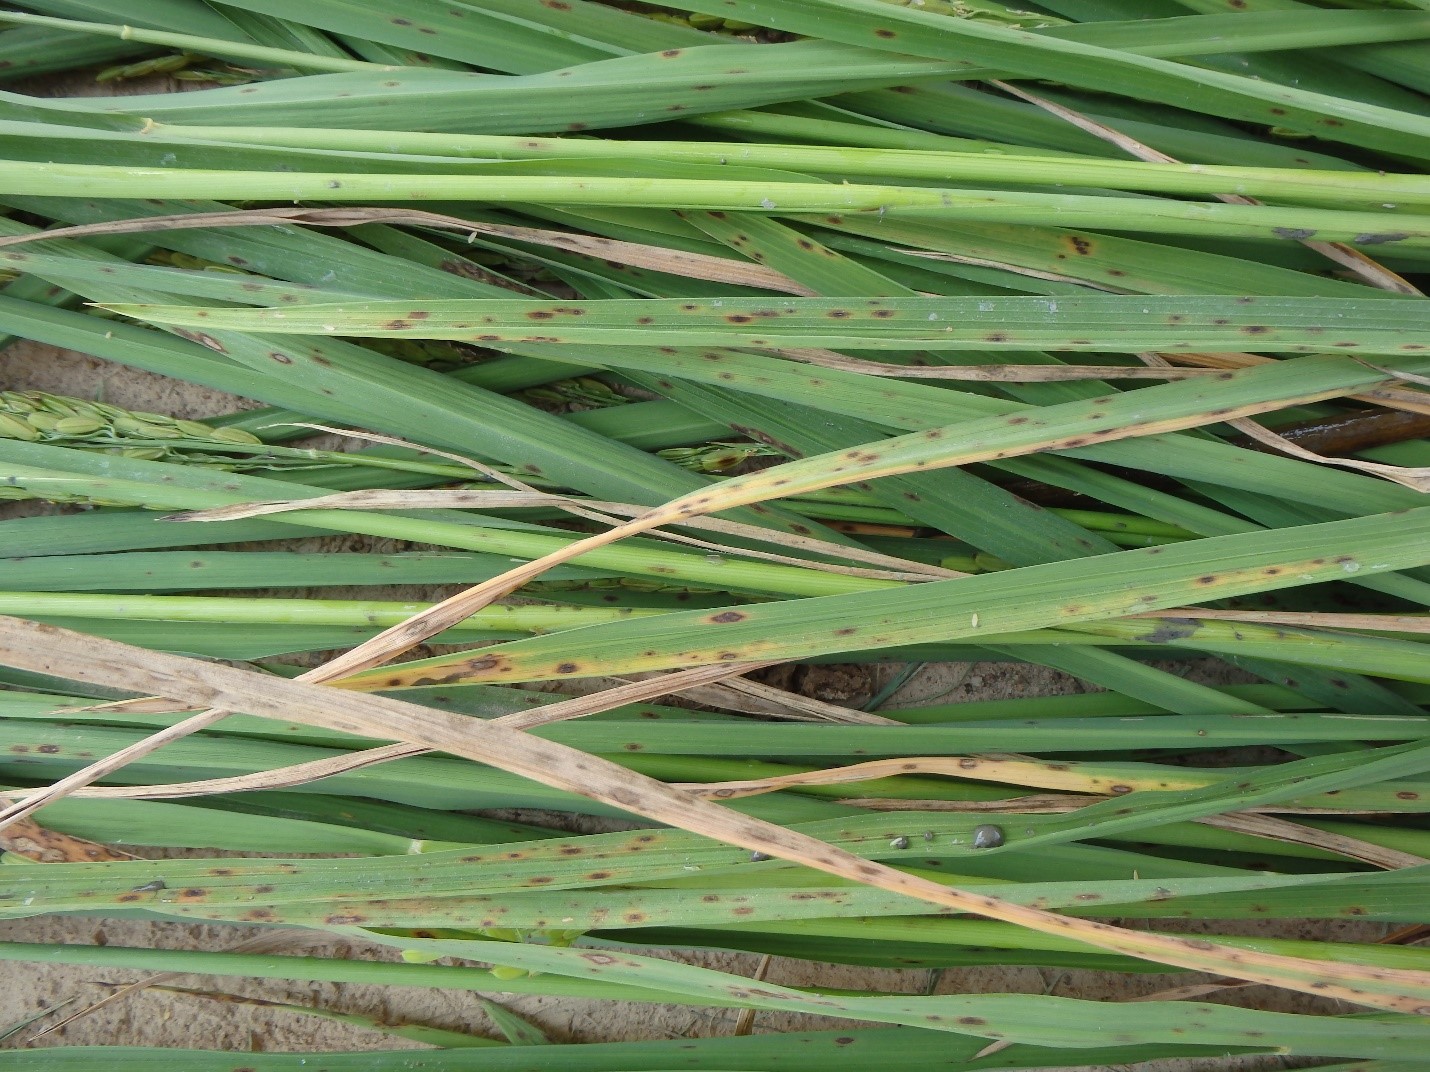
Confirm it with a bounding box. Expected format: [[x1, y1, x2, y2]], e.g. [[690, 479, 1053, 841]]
[[126, 293, 1430, 351], [0, 551, 619, 592], [0, 10, 394, 72], [3, 162, 1425, 241], [0, 591, 658, 633], [0, 442, 902, 598], [651, 0, 1430, 157], [143, 122, 1430, 205]]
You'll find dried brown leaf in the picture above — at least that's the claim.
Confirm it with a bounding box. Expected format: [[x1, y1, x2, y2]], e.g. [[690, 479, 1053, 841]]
[[1227, 417, 1430, 492], [0, 207, 815, 295], [2, 616, 1426, 1012], [1199, 812, 1426, 870], [0, 795, 135, 862]]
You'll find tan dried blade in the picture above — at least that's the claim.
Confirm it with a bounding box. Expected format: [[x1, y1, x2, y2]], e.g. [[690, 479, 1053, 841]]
[[0, 207, 816, 295], [2, 616, 1428, 1014]]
